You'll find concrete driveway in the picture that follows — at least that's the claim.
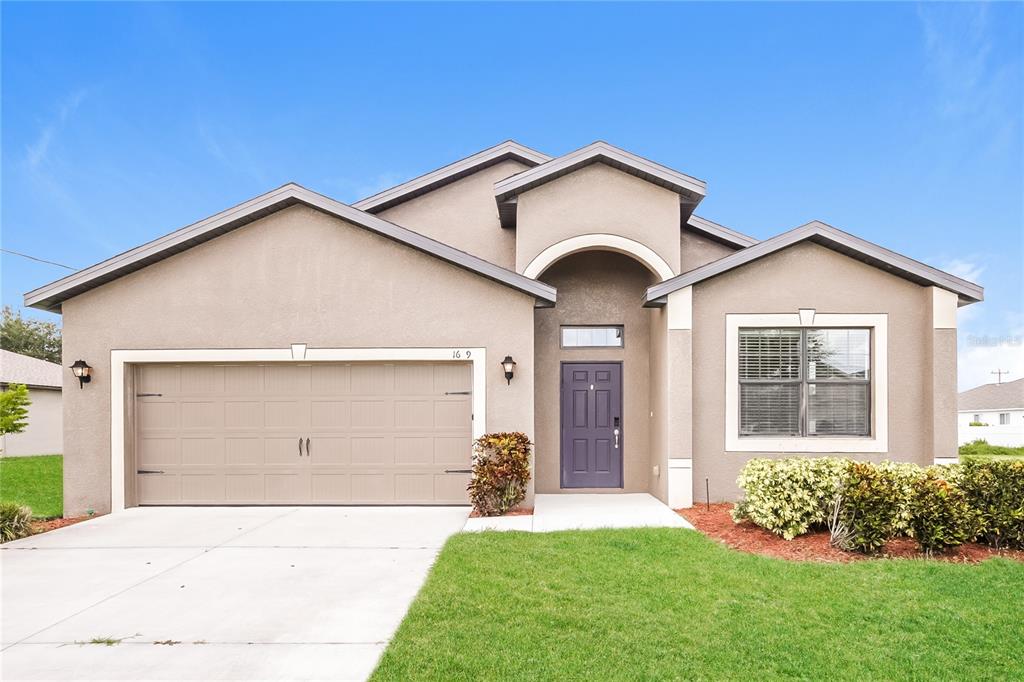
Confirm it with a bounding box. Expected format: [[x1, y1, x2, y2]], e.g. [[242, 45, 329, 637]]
[[1, 506, 469, 681]]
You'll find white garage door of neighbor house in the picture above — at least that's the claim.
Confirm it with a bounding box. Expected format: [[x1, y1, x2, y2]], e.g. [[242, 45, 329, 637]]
[[134, 362, 473, 505]]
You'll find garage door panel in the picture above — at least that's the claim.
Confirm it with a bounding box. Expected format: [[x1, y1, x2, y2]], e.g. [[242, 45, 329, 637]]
[[311, 401, 350, 428], [181, 473, 223, 501], [226, 402, 263, 428], [226, 437, 263, 465], [140, 402, 177, 430], [139, 437, 179, 466], [308, 437, 349, 465], [312, 473, 351, 501], [135, 362, 471, 505], [181, 438, 222, 466], [181, 401, 221, 429]]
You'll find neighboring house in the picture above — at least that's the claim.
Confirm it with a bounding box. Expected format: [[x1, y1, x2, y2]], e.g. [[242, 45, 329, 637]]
[[958, 378, 1024, 447], [0, 349, 63, 456], [23, 140, 982, 517]]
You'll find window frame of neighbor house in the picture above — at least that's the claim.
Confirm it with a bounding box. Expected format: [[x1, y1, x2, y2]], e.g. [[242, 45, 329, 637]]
[[560, 325, 624, 349], [999, 412, 1010, 425], [738, 327, 872, 438]]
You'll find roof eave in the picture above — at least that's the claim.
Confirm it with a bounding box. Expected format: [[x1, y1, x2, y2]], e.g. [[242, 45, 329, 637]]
[[643, 221, 984, 306], [24, 183, 557, 313], [352, 141, 551, 214]]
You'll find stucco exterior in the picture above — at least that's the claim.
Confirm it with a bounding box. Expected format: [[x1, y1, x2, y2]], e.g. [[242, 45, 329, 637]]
[[377, 158, 529, 270], [690, 241, 943, 501], [514, 163, 682, 276], [60, 205, 536, 516], [27, 140, 978, 516]]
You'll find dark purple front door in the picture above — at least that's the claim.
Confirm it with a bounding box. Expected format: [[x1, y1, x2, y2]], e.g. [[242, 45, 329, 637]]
[[560, 362, 623, 488]]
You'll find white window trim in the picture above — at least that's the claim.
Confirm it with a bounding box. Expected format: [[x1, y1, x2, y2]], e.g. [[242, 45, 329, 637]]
[[725, 313, 888, 453], [110, 347, 486, 513]]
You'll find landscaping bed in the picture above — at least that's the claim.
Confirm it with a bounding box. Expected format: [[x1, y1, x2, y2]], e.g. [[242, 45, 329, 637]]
[[679, 502, 1024, 564]]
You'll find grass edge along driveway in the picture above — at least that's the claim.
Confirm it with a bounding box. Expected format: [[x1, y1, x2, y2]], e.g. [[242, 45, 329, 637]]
[[372, 528, 1023, 681], [0, 454, 62, 518]]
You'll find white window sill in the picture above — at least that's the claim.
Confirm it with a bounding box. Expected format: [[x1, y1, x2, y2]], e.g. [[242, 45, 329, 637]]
[[725, 435, 888, 454]]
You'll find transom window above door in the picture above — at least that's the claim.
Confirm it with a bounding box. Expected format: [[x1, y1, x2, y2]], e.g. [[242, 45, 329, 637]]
[[561, 326, 624, 348], [738, 327, 871, 437]]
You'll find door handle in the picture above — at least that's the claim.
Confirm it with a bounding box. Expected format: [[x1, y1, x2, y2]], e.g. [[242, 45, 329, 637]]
[[614, 428, 620, 449], [306, 438, 311, 458], [298, 437, 304, 457]]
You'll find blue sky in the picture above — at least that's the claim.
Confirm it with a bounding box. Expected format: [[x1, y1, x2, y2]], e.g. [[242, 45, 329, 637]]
[[2, 2, 1021, 389]]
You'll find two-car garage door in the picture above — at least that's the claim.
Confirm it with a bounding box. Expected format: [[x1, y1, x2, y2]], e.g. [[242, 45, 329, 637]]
[[133, 362, 473, 505]]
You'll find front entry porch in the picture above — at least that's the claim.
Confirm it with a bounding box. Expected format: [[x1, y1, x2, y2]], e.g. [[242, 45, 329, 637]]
[[464, 493, 693, 532]]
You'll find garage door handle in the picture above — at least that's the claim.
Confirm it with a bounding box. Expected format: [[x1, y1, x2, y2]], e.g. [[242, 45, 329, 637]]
[[137, 470, 164, 475], [444, 469, 472, 474], [306, 438, 311, 457], [298, 437, 304, 457]]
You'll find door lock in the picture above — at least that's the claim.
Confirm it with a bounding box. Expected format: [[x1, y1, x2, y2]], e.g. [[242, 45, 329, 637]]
[[613, 417, 621, 449]]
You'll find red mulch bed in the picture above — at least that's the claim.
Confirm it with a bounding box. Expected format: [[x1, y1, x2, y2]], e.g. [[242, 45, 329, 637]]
[[678, 503, 1024, 564], [30, 516, 93, 535], [468, 507, 534, 519]]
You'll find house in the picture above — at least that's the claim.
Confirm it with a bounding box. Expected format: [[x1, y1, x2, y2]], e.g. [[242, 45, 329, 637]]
[[958, 378, 1024, 447], [23, 140, 982, 517], [0, 349, 63, 456]]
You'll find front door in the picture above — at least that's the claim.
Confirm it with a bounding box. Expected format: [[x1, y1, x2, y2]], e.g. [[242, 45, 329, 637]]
[[560, 362, 623, 488]]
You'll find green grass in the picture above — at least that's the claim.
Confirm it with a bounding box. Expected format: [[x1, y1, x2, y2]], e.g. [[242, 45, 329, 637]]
[[959, 439, 1024, 462], [0, 454, 62, 518], [373, 529, 1023, 681]]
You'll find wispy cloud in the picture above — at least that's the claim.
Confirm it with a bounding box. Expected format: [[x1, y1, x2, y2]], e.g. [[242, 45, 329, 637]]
[[24, 89, 88, 170], [940, 257, 986, 284], [916, 3, 1020, 157], [195, 116, 269, 185]]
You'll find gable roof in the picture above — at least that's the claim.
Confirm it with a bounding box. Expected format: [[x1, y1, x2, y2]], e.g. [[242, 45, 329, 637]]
[[686, 215, 758, 249], [959, 378, 1024, 411], [352, 140, 551, 214], [644, 220, 984, 306], [23, 183, 557, 313], [0, 350, 62, 389], [494, 141, 707, 229]]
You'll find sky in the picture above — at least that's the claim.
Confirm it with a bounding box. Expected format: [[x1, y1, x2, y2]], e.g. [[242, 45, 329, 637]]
[[2, 2, 1021, 390]]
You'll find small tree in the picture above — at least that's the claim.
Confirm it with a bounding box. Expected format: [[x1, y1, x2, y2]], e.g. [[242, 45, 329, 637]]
[[0, 306, 62, 364], [0, 384, 32, 441]]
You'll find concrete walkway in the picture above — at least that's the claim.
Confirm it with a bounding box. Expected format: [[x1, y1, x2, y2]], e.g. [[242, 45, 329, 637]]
[[463, 493, 694, 532], [1, 506, 469, 681]]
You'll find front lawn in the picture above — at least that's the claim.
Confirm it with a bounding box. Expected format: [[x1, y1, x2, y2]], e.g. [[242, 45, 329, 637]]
[[0, 454, 62, 518], [373, 529, 1023, 681]]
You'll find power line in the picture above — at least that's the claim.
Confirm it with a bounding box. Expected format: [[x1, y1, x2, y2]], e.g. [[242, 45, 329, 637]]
[[1, 248, 77, 271]]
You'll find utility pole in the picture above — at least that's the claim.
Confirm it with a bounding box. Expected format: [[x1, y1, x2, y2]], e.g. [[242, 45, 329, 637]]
[[991, 369, 1011, 384]]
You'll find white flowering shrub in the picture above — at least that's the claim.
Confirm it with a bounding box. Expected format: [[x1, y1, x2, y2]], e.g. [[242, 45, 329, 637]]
[[731, 457, 848, 540]]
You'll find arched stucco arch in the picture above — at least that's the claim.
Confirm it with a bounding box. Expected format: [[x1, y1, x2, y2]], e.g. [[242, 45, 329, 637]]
[[522, 233, 675, 281]]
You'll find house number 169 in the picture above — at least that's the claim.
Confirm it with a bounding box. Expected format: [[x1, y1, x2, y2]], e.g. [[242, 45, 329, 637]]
[[452, 350, 472, 359]]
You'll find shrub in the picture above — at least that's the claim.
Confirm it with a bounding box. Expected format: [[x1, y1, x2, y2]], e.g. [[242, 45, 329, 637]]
[[906, 473, 979, 555], [959, 439, 1024, 461], [829, 461, 907, 554], [0, 502, 33, 543], [958, 459, 1024, 549], [732, 457, 847, 540], [467, 432, 532, 516]]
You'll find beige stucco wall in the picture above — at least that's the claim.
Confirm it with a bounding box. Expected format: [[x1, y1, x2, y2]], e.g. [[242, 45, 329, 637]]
[[533, 251, 657, 494], [680, 227, 739, 272], [377, 159, 529, 270], [692, 241, 938, 501], [1, 387, 62, 456], [60, 205, 537, 516], [514, 163, 682, 276], [648, 307, 669, 502], [929, 328, 958, 459]]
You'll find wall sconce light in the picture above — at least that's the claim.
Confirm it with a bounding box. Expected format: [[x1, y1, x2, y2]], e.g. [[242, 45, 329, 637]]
[[70, 360, 92, 389], [500, 355, 516, 385]]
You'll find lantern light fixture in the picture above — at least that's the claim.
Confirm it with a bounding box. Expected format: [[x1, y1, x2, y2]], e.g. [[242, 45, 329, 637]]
[[70, 360, 92, 389], [500, 355, 516, 385]]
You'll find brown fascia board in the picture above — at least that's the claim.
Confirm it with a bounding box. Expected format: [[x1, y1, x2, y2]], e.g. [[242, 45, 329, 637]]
[[494, 141, 708, 229], [24, 183, 557, 313], [686, 215, 759, 248], [644, 220, 984, 307], [352, 140, 552, 213]]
